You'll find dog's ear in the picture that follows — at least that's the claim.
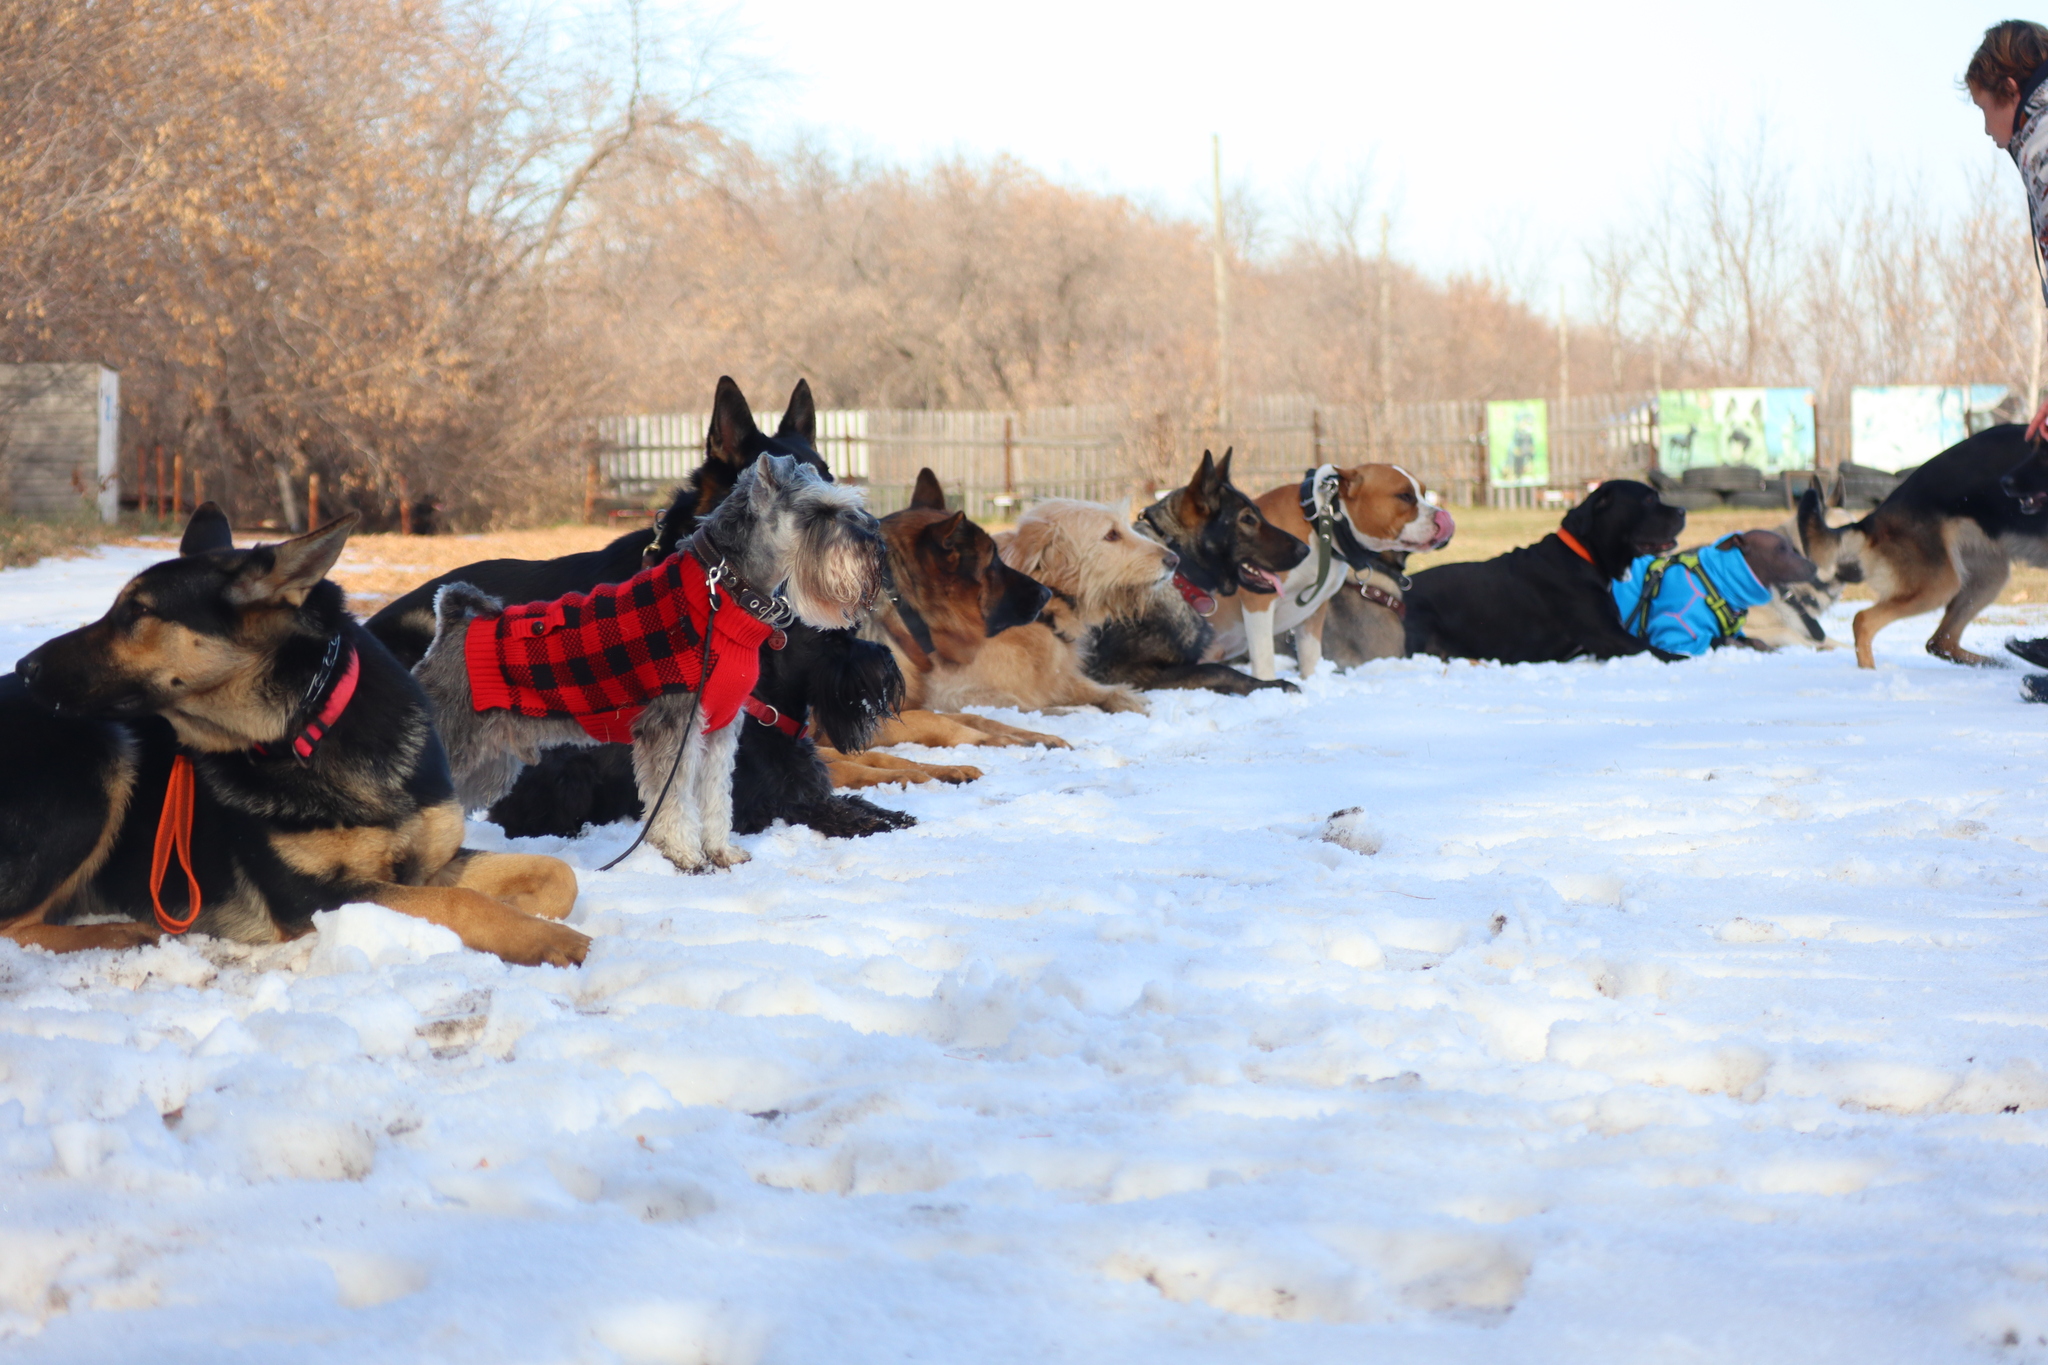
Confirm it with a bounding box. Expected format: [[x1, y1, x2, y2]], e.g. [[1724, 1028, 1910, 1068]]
[[1185, 450, 1218, 513], [228, 513, 358, 608], [1002, 515, 1057, 579], [1215, 447, 1236, 489], [777, 379, 817, 447], [751, 451, 794, 492], [911, 468, 947, 510], [707, 376, 760, 467], [180, 501, 234, 556], [933, 510, 971, 559]]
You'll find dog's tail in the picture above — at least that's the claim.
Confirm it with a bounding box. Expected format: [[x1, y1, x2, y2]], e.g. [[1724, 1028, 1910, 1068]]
[[1795, 484, 1866, 587]]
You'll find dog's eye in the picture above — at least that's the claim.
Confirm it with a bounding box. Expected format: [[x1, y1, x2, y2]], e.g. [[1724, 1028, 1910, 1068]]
[[1103, 529, 1120, 542], [1399, 492, 1417, 505]]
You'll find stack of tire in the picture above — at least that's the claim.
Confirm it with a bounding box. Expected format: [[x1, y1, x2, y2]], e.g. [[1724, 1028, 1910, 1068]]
[[1650, 465, 1793, 512], [1648, 463, 1909, 513]]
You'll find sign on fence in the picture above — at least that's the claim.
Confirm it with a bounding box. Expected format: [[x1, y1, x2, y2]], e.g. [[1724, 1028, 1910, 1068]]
[[1657, 388, 1814, 473], [1485, 400, 1548, 488], [1849, 386, 2015, 473]]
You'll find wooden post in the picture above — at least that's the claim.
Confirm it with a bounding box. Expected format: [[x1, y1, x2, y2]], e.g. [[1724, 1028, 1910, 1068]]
[[1311, 409, 1322, 466], [193, 466, 206, 510], [583, 446, 600, 524], [307, 473, 321, 529], [1211, 133, 1231, 429], [398, 471, 413, 535], [172, 452, 184, 518], [1002, 416, 1015, 504]]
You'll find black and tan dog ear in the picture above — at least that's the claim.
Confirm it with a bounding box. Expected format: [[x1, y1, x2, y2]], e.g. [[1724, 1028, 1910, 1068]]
[[708, 376, 758, 466], [1185, 450, 1218, 511], [911, 468, 947, 510], [934, 510, 970, 555], [229, 514, 358, 608], [180, 502, 234, 556], [1215, 447, 1236, 488], [777, 379, 817, 446]]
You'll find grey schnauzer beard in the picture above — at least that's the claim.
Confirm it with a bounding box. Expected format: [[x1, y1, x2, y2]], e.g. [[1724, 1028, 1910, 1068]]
[[747, 482, 885, 629]]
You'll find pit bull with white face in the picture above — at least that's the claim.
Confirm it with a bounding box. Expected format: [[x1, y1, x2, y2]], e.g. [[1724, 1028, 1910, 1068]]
[[1204, 463, 1455, 680]]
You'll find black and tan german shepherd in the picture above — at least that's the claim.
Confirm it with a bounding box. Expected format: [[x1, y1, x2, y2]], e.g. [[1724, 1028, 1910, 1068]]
[[1, 505, 586, 964], [1796, 424, 2048, 669], [1102, 447, 1307, 694], [366, 376, 911, 842]]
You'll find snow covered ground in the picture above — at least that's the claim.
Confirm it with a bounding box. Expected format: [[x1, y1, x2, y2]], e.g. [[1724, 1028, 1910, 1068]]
[[7, 544, 2048, 1363]]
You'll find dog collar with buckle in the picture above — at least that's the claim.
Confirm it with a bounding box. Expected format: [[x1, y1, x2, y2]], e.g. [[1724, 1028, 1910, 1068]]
[[1171, 572, 1217, 617], [253, 632, 360, 764], [685, 528, 793, 647], [741, 693, 806, 738]]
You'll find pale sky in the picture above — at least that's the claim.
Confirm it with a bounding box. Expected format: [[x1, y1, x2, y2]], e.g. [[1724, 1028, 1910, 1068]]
[[650, 0, 2027, 306]]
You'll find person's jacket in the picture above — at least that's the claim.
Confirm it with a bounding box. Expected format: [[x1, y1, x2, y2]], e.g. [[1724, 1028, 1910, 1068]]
[[2013, 61, 2048, 305]]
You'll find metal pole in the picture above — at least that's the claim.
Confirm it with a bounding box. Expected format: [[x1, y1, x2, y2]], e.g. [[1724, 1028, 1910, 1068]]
[[1211, 134, 1231, 430]]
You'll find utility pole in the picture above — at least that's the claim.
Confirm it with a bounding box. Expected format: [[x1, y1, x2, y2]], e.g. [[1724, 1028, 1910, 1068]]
[[1377, 212, 1392, 458], [1211, 134, 1231, 430], [1556, 284, 1570, 474]]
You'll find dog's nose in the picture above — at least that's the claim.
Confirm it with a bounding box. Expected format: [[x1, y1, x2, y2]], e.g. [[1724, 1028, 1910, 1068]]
[[1161, 549, 1180, 572], [2003, 471, 2022, 497]]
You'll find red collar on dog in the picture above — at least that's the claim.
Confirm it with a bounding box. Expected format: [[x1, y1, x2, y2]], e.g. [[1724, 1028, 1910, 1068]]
[[1171, 572, 1217, 617], [1555, 528, 1596, 565], [742, 693, 806, 738], [253, 636, 360, 764]]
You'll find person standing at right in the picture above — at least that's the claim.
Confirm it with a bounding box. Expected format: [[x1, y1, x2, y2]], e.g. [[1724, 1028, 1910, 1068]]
[[1964, 23, 2048, 692]]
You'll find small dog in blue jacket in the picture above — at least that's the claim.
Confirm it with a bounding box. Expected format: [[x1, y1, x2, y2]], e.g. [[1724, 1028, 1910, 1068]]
[[1611, 530, 1820, 657]]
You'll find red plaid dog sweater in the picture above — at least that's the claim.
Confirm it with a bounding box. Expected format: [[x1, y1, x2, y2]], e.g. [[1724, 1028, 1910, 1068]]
[[463, 551, 776, 744]]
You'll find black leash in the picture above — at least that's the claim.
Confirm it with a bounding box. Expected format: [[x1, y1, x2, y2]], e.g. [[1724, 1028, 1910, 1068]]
[[598, 562, 725, 873]]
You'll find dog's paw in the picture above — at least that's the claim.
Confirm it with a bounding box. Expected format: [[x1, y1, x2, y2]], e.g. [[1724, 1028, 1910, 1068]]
[[502, 917, 590, 968], [1256, 677, 1301, 694], [705, 844, 752, 869], [86, 920, 165, 951]]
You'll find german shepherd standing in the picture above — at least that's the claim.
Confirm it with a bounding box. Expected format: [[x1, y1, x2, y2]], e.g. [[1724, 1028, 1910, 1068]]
[[1796, 425, 2047, 669], [2, 506, 586, 965]]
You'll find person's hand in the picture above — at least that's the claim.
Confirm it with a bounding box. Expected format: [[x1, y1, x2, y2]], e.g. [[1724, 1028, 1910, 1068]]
[[2029, 395, 2048, 444]]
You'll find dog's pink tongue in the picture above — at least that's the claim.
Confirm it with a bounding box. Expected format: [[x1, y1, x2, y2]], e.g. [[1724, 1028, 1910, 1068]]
[[1173, 573, 1217, 617]]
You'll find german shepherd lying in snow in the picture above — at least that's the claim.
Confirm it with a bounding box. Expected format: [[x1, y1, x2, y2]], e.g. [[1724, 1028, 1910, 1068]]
[[2, 506, 586, 965], [1796, 424, 2047, 669]]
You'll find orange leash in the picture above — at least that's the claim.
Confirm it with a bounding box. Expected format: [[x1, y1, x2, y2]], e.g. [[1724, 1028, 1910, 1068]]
[[150, 754, 202, 934], [1555, 528, 1596, 564]]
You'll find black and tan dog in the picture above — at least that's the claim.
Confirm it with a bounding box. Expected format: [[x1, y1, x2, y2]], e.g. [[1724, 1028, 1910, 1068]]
[[1403, 480, 1688, 664], [828, 469, 1071, 788], [368, 377, 911, 841], [1797, 424, 2046, 669], [1099, 448, 1308, 695], [2, 506, 586, 964]]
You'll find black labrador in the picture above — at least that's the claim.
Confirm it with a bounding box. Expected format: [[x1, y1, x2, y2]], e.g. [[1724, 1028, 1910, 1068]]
[[1403, 480, 1688, 664]]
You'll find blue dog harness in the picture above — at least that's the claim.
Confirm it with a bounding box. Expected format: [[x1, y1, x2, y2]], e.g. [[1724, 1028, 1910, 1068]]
[[1611, 540, 1771, 657]]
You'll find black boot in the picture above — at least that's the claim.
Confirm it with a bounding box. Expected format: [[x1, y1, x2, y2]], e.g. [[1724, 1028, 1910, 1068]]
[[2023, 674, 2048, 704], [2007, 637, 2048, 668]]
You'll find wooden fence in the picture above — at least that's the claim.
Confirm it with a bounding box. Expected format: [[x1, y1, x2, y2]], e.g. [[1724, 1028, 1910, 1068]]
[[590, 390, 1883, 519]]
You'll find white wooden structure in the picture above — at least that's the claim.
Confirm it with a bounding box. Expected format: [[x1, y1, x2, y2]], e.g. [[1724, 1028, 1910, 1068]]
[[0, 364, 120, 521]]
